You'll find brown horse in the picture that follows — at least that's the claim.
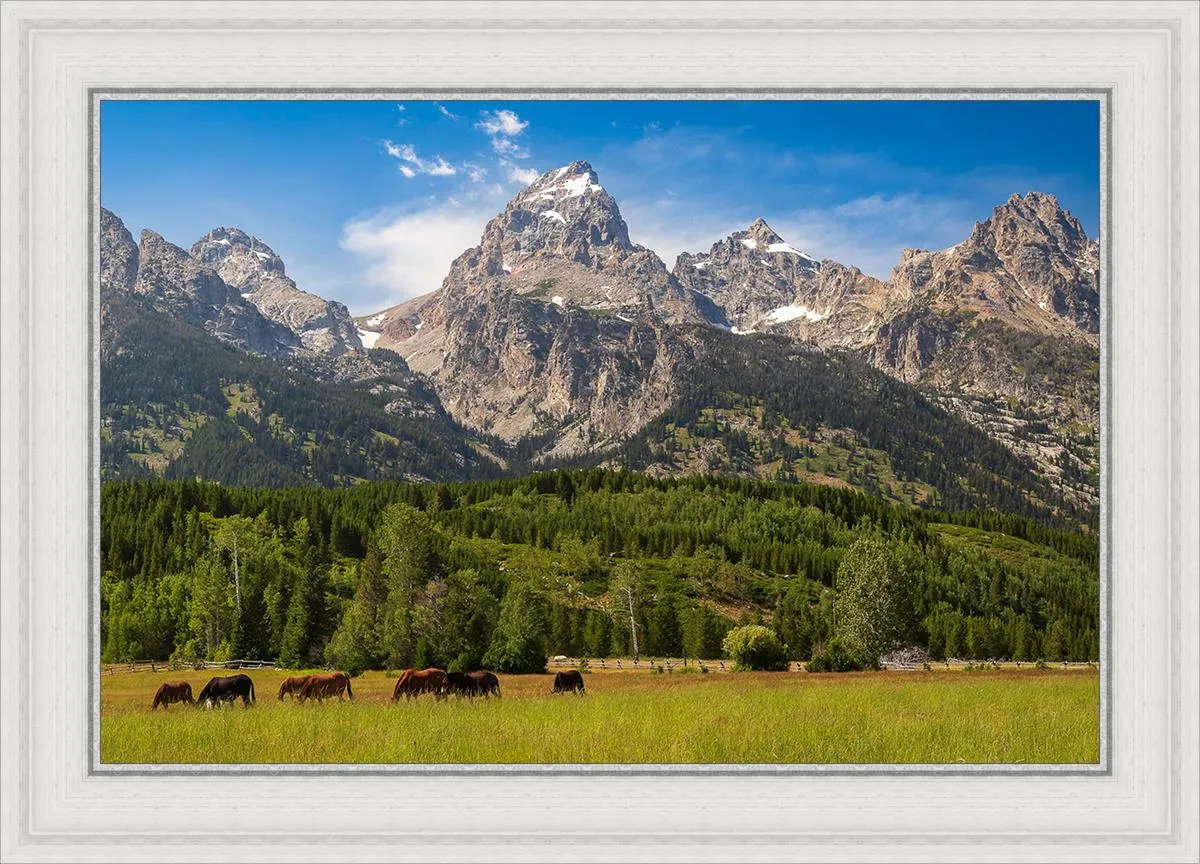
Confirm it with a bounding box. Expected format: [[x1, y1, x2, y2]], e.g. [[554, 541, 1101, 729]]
[[151, 681, 194, 710], [298, 672, 353, 703], [552, 669, 585, 695], [277, 675, 312, 701], [392, 667, 447, 701]]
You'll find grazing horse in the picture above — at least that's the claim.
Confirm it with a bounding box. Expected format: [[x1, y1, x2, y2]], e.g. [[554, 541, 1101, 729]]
[[468, 670, 500, 698], [444, 671, 500, 699], [196, 673, 256, 707], [277, 675, 311, 701], [151, 681, 194, 710], [552, 669, 585, 695], [298, 672, 353, 703], [391, 668, 447, 701], [445, 671, 480, 698]]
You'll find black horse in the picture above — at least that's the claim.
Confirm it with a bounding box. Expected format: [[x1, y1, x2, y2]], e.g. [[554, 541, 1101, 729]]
[[446, 670, 502, 698], [468, 670, 500, 698], [196, 673, 256, 707], [445, 671, 480, 697], [552, 669, 585, 695]]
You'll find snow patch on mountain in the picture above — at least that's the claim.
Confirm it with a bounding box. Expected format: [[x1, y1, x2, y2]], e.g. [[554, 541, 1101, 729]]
[[561, 173, 603, 197], [357, 328, 380, 349], [766, 303, 825, 324]]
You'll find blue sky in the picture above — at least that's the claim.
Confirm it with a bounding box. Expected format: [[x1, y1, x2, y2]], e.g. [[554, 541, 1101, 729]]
[[101, 99, 1100, 316]]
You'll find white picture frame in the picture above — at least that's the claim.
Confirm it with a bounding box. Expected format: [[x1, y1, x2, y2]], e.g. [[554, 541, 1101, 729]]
[[1, 1, 1196, 860]]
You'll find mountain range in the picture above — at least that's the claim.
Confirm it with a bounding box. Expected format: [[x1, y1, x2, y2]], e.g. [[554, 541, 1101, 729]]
[[100, 160, 1100, 528]]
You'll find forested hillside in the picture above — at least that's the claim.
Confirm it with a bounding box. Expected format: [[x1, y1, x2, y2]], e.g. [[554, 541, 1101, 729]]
[[100, 471, 1100, 671], [599, 329, 1094, 530], [101, 296, 502, 486]]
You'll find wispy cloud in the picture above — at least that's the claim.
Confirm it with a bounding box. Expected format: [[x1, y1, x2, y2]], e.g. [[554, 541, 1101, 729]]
[[477, 109, 532, 158], [340, 191, 509, 308], [434, 103, 460, 121], [502, 161, 540, 185], [491, 137, 530, 159], [476, 109, 528, 137], [464, 162, 487, 183], [383, 140, 457, 178]]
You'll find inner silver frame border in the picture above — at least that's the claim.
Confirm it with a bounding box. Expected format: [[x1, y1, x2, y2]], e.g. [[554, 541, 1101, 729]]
[[87, 87, 1111, 778]]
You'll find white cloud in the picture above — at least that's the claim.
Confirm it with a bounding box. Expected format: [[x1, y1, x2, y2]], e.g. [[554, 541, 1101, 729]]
[[340, 193, 508, 307], [425, 158, 457, 176], [476, 109, 528, 137], [502, 162, 541, 185], [383, 139, 457, 178], [396, 103, 406, 112], [464, 162, 487, 183], [490, 136, 530, 159], [434, 103, 460, 121], [476, 109, 532, 158]]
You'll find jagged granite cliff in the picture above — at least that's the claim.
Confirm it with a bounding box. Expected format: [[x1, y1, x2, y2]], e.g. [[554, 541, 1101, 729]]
[[102, 170, 1100, 524]]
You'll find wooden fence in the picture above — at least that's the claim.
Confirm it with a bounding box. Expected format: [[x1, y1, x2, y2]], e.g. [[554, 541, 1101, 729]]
[[101, 659, 276, 676], [549, 656, 737, 672]]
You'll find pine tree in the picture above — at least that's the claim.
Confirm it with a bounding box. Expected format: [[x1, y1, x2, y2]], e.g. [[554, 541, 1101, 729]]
[[482, 581, 548, 673]]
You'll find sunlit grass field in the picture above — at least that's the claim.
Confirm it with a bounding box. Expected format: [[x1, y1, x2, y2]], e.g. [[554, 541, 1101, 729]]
[[100, 665, 1100, 764]]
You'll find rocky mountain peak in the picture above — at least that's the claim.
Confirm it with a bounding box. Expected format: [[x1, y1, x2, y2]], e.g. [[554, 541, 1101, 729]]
[[99, 207, 139, 295], [981, 190, 1091, 258], [417, 160, 706, 326], [738, 217, 786, 249], [134, 228, 213, 293], [190, 226, 361, 357], [129, 227, 299, 357], [191, 227, 287, 288], [490, 161, 634, 266], [673, 220, 838, 334]]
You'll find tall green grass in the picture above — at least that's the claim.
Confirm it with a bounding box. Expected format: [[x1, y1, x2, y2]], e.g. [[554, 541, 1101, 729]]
[[102, 669, 1099, 764]]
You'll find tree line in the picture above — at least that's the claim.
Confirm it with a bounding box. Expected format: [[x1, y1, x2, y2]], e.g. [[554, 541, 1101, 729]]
[[100, 470, 1100, 672]]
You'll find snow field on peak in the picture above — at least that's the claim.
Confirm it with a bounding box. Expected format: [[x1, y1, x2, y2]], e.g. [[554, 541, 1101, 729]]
[[765, 303, 825, 324]]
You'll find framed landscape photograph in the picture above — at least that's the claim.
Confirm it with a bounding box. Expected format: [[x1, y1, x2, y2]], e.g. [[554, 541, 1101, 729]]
[[2, 2, 1196, 862], [95, 95, 1106, 768]]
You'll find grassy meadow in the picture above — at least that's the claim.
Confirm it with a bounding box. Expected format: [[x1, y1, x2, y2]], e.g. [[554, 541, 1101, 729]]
[[101, 665, 1100, 764]]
